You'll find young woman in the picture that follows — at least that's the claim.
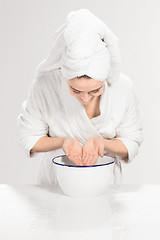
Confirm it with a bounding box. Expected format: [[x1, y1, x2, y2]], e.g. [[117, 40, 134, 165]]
[[17, 9, 143, 186]]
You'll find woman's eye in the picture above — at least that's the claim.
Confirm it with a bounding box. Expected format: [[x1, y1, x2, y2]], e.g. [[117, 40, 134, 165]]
[[91, 90, 99, 93], [73, 90, 80, 94]]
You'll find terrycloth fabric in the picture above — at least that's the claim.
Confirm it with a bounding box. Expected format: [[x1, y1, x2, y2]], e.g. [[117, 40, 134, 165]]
[[35, 8, 121, 83], [17, 69, 143, 186]]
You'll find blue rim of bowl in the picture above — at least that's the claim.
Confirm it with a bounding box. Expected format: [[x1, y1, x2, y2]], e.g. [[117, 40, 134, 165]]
[[52, 154, 115, 168]]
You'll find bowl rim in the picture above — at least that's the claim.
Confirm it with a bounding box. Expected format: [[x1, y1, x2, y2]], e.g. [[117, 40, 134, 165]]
[[52, 154, 115, 168]]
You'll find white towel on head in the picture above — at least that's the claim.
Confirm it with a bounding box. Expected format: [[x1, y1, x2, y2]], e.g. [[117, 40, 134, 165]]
[[35, 8, 121, 83]]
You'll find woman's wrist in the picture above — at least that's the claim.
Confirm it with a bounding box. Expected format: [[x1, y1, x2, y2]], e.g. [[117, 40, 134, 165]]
[[102, 138, 109, 151], [61, 136, 68, 146], [102, 137, 128, 159]]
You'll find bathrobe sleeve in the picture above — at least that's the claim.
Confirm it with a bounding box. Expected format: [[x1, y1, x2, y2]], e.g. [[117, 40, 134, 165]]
[[17, 78, 49, 158], [115, 85, 144, 162]]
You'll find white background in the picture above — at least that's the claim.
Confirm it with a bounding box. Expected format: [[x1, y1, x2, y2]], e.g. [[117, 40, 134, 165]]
[[0, 0, 160, 184]]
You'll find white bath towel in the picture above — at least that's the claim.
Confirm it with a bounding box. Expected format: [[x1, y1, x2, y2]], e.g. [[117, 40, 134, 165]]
[[35, 8, 121, 83]]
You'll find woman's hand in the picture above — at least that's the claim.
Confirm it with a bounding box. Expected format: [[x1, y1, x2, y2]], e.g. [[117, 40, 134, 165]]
[[62, 137, 83, 166], [82, 136, 104, 166]]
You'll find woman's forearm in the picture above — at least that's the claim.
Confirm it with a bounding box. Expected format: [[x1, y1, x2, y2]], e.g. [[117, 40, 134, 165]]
[[30, 136, 66, 155], [103, 138, 128, 162]]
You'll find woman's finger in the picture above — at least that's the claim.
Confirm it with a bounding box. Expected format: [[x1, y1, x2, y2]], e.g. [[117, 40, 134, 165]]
[[66, 152, 70, 157], [87, 155, 94, 166], [88, 154, 97, 166], [73, 156, 78, 165], [77, 155, 83, 165], [90, 155, 98, 166], [69, 155, 78, 166], [83, 153, 89, 165], [75, 155, 82, 166], [84, 153, 91, 165], [98, 147, 104, 157], [82, 152, 87, 163], [85, 154, 93, 166]]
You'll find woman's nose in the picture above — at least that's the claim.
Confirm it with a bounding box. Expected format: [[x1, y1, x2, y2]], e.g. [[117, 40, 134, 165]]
[[80, 93, 91, 102]]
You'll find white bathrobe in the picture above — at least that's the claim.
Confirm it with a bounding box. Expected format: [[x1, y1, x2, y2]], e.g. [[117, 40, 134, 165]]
[[17, 68, 143, 186]]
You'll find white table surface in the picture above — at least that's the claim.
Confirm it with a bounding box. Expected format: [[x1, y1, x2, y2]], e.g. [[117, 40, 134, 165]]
[[0, 184, 160, 240]]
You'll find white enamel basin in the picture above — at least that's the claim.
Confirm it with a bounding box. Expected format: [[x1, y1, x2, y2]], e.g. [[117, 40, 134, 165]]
[[52, 154, 115, 198]]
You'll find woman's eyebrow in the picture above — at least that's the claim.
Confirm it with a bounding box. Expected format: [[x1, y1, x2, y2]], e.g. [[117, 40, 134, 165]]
[[70, 85, 103, 92]]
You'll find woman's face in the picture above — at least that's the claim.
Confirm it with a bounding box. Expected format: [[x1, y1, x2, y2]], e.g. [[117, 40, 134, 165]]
[[67, 77, 105, 106]]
